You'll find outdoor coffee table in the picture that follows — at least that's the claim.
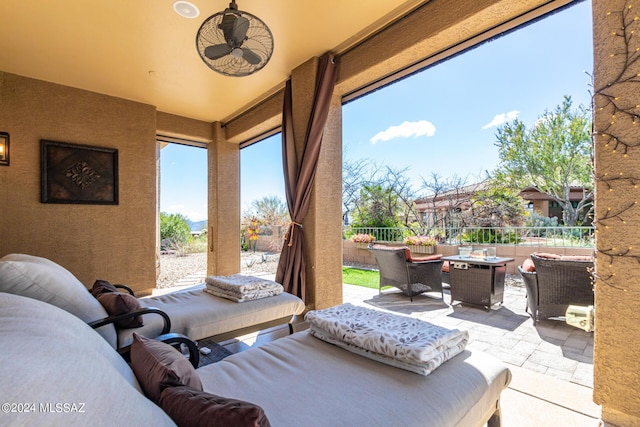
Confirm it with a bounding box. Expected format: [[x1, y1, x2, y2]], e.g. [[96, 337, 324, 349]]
[[442, 255, 515, 311]]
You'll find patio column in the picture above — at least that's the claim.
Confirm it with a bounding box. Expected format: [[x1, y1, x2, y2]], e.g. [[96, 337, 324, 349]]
[[593, 0, 640, 424], [207, 121, 240, 276], [289, 57, 343, 310]]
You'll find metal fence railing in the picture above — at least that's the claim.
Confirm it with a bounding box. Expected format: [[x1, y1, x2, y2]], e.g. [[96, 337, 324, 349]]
[[344, 226, 595, 248], [345, 227, 405, 243]]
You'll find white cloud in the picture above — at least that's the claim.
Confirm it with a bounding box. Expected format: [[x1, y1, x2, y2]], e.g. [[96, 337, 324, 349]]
[[482, 110, 520, 129], [370, 120, 436, 144]]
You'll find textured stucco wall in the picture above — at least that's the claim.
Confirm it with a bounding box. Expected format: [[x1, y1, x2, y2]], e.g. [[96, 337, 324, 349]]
[[593, 0, 640, 424], [0, 72, 158, 294], [156, 111, 213, 143], [207, 122, 240, 276]]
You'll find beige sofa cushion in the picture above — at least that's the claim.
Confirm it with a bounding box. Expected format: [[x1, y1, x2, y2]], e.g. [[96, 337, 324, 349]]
[[0, 292, 175, 427], [0, 253, 117, 348]]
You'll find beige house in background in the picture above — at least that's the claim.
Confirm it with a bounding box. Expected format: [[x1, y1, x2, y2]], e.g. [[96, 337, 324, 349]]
[[520, 186, 592, 223], [0, 0, 638, 424], [416, 182, 592, 227]]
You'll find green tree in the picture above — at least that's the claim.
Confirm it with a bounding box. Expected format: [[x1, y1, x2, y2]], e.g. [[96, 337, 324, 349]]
[[469, 183, 526, 227], [351, 183, 401, 228], [249, 196, 290, 226], [494, 96, 593, 225], [160, 212, 191, 243]]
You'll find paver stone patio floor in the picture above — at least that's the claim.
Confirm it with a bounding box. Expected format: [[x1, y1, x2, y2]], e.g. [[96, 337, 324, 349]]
[[343, 283, 594, 387]]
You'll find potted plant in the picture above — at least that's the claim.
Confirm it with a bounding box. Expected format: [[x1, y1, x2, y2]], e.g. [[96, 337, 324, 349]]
[[351, 233, 375, 249], [404, 235, 437, 254]]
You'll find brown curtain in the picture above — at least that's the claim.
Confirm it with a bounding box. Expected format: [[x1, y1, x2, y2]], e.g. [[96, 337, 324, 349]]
[[275, 53, 338, 303]]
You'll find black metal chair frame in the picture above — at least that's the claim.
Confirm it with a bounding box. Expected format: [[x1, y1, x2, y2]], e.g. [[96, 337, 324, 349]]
[[87, 284, 200, 367]]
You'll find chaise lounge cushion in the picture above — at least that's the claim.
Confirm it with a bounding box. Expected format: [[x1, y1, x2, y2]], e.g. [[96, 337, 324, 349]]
[[197, 331, 511, 426], [131, 333, 203, 404], [159, 386, 271, 427], [115, 285, 305, 348], [0, 253, 117, 348], [0, 292, 175, 426]]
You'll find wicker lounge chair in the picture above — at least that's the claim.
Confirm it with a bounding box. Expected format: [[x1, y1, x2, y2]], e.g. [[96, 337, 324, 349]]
[[518, 253, 594, 324], [368, 246, 444, 301]]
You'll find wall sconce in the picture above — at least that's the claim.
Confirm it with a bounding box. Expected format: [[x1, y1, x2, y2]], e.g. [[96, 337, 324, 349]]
[[0, 132, 9, 166]]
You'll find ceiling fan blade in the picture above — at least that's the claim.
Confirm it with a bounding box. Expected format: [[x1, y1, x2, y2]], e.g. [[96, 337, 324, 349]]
[[232, 16, 249, 43], [205, 44, 233, 60], [242, 48, 261, 65], [218, 13, 237, 42]]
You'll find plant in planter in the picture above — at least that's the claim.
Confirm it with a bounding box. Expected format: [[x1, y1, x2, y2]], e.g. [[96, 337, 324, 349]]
[[351, 234, 375, 248], [247, 217, 259, 252], [404, 235, 437, 254]]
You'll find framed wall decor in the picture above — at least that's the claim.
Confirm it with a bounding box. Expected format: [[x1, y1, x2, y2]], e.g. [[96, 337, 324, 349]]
[[41, 140, 119, 204], [0, 132, 9, 166]]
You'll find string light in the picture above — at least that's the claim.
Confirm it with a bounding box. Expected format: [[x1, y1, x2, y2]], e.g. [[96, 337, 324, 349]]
[[595, 1, 640, 293]]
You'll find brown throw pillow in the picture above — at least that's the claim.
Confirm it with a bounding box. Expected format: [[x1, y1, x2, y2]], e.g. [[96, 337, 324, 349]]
[[159, 385, 271, 427], [90, 279, 120, 297], [130, 334, 203, 404], [96, 292, 144, 328]]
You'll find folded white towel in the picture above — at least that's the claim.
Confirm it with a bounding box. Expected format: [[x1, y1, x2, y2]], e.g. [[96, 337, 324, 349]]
[[205, 274, 282, 294], [305, 303, 468, 375], [204, 285, 283, 303]]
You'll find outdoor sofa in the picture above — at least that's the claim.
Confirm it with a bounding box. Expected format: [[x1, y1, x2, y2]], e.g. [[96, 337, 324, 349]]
[[518, 252, 594, 324], [0, 290, 512, 426]]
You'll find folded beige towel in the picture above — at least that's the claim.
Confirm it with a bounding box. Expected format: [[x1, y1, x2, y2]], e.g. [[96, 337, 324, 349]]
[[204, 274, 283, 302], [205, 274, 282, 294], [204, 286, 283, 303]]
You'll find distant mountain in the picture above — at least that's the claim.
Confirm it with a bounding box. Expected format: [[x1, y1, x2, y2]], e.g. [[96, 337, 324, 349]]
[[187, 219, 207, 232]]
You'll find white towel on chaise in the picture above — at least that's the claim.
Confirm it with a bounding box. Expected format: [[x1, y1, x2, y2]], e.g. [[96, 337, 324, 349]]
[[305, 303, 468, 376]]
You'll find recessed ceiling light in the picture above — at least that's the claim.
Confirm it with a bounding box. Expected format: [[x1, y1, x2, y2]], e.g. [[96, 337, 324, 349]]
[[173, 1, 200, 19]]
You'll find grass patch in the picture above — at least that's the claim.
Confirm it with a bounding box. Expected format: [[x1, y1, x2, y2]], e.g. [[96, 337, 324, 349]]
[[342, 267, 389, 290]]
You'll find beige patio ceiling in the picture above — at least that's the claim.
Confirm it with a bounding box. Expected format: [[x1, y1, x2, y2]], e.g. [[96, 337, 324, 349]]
[[0, 0, 427, 124]]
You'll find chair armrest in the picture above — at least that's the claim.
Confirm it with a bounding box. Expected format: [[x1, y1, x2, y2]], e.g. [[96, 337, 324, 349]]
[[155, 333, 200, 368], [87, 307, 171, 335], [518, 265, 539, 316], [114, 284, 135, 295], [117, 333, 200, 368]]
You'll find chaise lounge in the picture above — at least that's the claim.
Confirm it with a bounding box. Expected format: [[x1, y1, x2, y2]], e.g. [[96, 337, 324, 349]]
[[0, 291, 512, 426], [0, 253, 305, 350]]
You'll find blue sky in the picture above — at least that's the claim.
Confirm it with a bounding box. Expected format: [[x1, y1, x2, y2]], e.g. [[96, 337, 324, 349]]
[[161, 1, 593, 222]]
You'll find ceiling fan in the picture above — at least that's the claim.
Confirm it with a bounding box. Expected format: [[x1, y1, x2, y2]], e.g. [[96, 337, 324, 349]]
[[196, 0, 274, 77]]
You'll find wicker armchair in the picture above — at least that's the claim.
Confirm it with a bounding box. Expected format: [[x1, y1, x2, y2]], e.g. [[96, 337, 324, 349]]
[[368, 246, 444, 301], [518, 253, 594, 324]]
